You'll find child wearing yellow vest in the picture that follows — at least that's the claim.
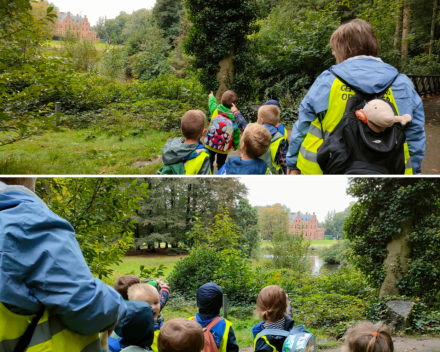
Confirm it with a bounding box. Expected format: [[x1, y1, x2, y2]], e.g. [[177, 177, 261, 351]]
[[160, 110, 211, 175]]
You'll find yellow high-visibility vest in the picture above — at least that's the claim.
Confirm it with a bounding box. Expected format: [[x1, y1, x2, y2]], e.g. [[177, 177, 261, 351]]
[[184, 150, 210, 175], [0, 302, 100, 352], [297, 77, 413, 175]]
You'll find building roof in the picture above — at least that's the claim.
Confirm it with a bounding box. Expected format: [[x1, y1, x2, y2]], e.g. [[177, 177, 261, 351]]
[[57, 12, 86, 24], [289, 212, 314, 222]]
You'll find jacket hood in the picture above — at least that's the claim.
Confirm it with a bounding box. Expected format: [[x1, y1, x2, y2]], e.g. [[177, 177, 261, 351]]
[[115, 301, 154, 349], [197, 283, 223, 316], [162, 138, 202, 165], [262, 124, 279, 136], [217, 105, 236, 122], [331, 57, 399, 94], [0, 182, 46, 210], [224, 156, 268, 175]]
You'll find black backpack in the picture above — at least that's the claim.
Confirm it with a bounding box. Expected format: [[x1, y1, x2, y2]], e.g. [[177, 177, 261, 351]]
[[316, 73, 407, 175]]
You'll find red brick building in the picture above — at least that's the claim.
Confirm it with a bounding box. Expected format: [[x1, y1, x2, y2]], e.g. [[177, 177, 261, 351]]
[[289, 212, 324, 240], [55, 12, 97, 41]]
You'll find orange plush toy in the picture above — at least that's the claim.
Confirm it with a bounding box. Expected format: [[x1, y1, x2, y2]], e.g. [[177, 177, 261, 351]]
[[355, 99, 412, 133]]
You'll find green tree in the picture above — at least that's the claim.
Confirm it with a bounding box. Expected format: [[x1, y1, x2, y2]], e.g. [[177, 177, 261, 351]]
[[188, 208, 240, 252], [258, 203, 290, 240], [272, 226, 310, 272], [37, 178, 150, 279], [233, 199, 261, 258], [0, 0, 63, 146], [345, 178, 440, 304], [184, 0, 260, 100], [153, 0, 183, 43]]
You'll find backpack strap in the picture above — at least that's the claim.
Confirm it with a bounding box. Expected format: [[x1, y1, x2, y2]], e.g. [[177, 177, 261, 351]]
[[13, 307, 45, 352], [257, 329, 290, 339], [203, 316, 223, 332]]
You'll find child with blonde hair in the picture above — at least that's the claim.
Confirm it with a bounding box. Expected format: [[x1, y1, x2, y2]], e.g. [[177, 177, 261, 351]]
[[252, 285, 295, 352], [342, 322, 394, 352]]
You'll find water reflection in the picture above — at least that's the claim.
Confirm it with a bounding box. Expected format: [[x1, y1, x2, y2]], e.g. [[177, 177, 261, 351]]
[[263, 255, 340, 275]]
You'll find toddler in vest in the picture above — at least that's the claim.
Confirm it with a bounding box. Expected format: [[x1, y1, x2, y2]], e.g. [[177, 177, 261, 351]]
[[252, 286, 295, 352], [158, 318, 205, 352], [114, 275, 141, 300], [128, 283, 169, 352], [206, 90, 241, 173], [217, 124, 271, 175], [342, 322, 394, 352], [160, 110, 211, 175], [232, 103, 289, 174], [108, 301, 154, 352], [190, 283, 239, 352]]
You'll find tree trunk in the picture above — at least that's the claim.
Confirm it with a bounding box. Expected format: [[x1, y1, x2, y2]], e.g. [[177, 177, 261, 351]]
[[401, 0, 411, 61], [429, 0, 439, 58], [379, 218, 413, 297], [394, 0, 403, 48], [165, 242, 169, 249]]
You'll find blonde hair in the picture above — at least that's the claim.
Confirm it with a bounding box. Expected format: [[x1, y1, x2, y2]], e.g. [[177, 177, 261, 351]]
[[258, 105, 280, 126], [127, 283, 158, 302], [255, 285, 287, 322], [343, 322, 393, 352], [158, 318, 204, 352], [242, 124, 271, 159], [330, 19, 379, 64]]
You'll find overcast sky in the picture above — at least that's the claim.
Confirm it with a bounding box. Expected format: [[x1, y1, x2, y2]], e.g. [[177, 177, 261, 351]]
[[52, 0, 156, 25], [240, 177, 357, 222]]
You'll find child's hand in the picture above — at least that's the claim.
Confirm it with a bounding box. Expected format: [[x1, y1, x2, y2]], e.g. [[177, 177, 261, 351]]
[[209, 92, 214, 97], [231, 103, 238, 113]]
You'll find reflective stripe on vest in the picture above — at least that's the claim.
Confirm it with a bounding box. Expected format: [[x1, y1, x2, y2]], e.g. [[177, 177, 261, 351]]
[[297, 78, 413, 175], [150, 329, 160, 352], [0, 302, 100, 352], [188, 316, 232, 352], [253, 333, 277, 352], [184, 151, 210, 175]]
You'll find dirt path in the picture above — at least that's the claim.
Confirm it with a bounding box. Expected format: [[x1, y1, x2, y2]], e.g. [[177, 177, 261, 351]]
[[240, 336, 440, 352]]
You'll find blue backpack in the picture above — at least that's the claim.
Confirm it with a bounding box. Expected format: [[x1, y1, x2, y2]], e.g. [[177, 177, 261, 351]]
[[256, 325, 316, 352]]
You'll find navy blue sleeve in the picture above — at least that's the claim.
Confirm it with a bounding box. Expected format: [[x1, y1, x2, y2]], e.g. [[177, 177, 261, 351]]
[[233, 111, 249, 132], [159, 286, 170, 311], [227, 326, 240, 352]]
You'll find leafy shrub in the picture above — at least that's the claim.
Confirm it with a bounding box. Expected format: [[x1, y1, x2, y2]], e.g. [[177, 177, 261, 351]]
[[61, 34, 100, 72], [403, 54, 440, 75], [291, 293, 365, 337], [320, 240, 350, 265], [168, 248, 225, 297]]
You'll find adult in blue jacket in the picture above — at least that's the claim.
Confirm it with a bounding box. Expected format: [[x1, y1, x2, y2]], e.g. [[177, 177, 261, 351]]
[[0, 178, 126, 351], [287, 19, 425, 175]]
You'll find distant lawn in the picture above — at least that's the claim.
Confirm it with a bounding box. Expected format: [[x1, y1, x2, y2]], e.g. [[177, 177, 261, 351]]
[[310, 240, 337, 245], [0, 128, 173, 174], [108, 254, 186, 283]]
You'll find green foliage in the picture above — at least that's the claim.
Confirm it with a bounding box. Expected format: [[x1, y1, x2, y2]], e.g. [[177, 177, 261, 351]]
[[61, 33, 100, 72], [139, 264, 167, 280], [233, 199, 261, 258], [184, 0, 260, 101], [258, 203, 290, 240], [36, 178, 150, 279], [345, 178, 440, 301], [0, 0, 67, 145], [272, 228, 311, 273], [320, 239, 350, 265], [188, 208, 240, 252], [153, 0, 184, 43], [168, 248, 225, 297]]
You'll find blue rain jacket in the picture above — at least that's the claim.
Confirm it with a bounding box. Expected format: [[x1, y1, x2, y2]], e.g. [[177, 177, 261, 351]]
[[0, 183, 126, 335], [287, 57, 426, 173]]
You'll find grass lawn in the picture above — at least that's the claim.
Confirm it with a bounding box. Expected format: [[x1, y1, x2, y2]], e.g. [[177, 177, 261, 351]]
[[108, 254, 185, 283], [310, 240, 337, 245], [0, 128, 174, 174]]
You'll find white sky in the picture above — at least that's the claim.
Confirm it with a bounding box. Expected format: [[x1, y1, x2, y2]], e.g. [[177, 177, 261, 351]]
[[240, 177, 357, 222], [51, 0, 157, 25]]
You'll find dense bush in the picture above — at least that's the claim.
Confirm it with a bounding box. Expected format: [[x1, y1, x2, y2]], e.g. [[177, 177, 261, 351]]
[[320, 240, 349, 265], [168, 249, 225, 297]]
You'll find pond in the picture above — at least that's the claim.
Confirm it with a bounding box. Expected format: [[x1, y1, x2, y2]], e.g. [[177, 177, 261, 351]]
[[263, 255, 340, 275]]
